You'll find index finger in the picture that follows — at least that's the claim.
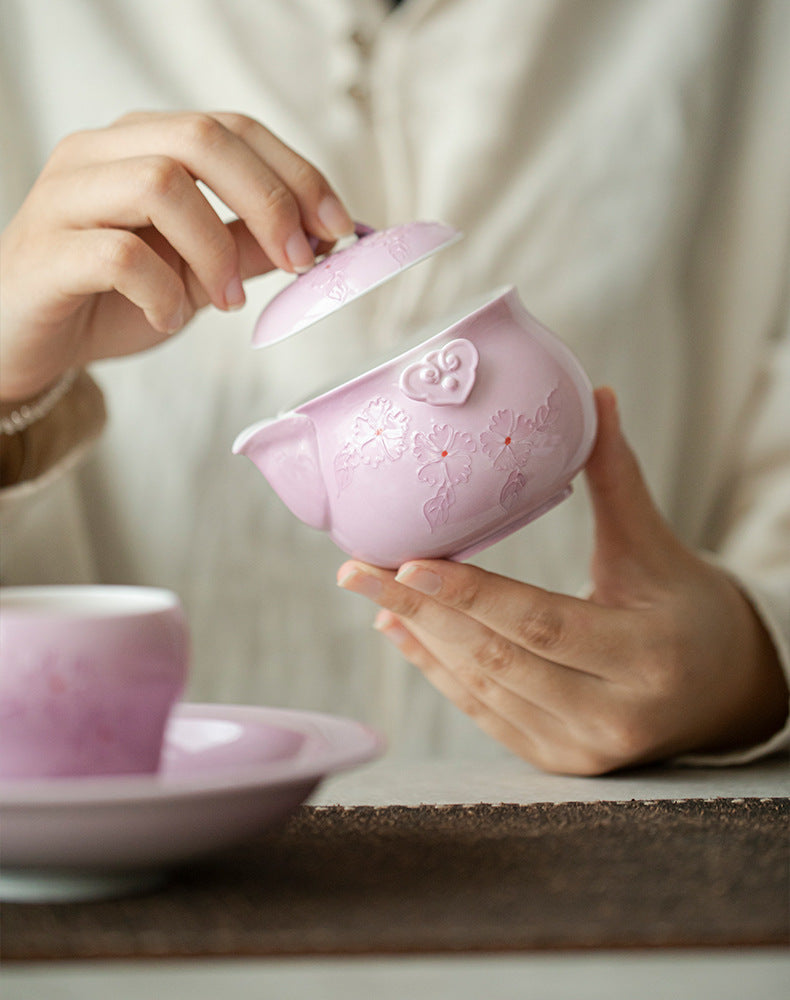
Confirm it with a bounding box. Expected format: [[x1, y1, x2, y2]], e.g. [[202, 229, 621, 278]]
[[211, 113, 353, 243], [393, 559, 635, 676], [52, 112, 352, 273]]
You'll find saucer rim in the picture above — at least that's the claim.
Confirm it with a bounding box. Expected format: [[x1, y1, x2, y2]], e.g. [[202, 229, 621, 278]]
[[0, 703, 385, 807]]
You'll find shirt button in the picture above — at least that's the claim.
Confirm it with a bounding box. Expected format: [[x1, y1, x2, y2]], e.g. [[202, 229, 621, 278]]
[[350, 29, 373, 55], [347, 82, 369, 104]]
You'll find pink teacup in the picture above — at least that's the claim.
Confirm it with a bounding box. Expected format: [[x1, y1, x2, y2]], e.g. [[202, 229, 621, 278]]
[[234, 281, 596, 568], [0, 586, 189, 779]]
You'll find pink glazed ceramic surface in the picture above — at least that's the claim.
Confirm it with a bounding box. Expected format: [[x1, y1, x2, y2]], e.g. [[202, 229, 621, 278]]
[[252, 221, 461, 345], [0, 704, 383, 902], [235, 280, 597, 569], [0, 586, 189, 779]]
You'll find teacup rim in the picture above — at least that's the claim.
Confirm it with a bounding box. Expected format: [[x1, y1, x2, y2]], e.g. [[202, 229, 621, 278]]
[[0, 584, 182, 620], [292, 283, 518, 414]]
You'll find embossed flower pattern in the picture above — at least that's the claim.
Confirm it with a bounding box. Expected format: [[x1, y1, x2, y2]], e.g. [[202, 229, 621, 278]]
[[413, 425, 476, 486], [480, 410, 539, 471], [413, 424, 476, 530], [307, 259, 350, 302], [480, 389, 562, 510], [367, 228, 411, 265], [335, 397, 410, 495], [333, 388, 562, 522], [352, 398, 411, 466]]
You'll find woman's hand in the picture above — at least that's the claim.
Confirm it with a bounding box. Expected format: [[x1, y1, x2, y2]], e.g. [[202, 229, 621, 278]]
[[0, 110, 353, 401], [337, 389, 788, 774]]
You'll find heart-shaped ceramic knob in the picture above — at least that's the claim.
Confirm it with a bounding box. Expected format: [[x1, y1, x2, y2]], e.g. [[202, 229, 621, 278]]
[[398, 338, 479, 406]]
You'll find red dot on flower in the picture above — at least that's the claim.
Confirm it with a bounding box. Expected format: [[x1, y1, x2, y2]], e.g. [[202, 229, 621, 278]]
[[504, 436, 511, 445], [441, 450, 448, 457], [376, 428, 382, 435]]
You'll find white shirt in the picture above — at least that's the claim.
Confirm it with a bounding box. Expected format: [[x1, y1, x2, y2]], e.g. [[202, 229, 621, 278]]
[[1, 0, 789, 762]]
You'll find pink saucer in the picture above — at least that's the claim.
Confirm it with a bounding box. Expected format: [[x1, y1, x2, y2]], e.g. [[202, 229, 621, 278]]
[[0, 704, 383, 902]]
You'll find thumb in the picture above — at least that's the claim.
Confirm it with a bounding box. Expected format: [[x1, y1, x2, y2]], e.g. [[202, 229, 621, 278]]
[[584, 387, 679, 599]]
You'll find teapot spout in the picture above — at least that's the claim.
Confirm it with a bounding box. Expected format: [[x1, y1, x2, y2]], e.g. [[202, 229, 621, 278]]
[[233, 413, 330, 531]]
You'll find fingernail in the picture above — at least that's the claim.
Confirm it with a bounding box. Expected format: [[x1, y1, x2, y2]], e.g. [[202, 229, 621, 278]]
[[373, 610, 410, 647], [224, 274, 246, 310], [317, 196, 354, 239], [395, 565, 442, 596], [166, 304, 186, 334], [337, 567, 383, 601], [285, 230, 315, 273]]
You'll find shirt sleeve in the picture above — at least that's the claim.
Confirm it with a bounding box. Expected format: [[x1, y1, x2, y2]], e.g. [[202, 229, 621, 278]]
[[678, 316, 790, 766], [0, 370, 107, 523]]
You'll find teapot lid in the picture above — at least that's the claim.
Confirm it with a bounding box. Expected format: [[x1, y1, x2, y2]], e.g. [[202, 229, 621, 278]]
[[251, 220, 461, 347]]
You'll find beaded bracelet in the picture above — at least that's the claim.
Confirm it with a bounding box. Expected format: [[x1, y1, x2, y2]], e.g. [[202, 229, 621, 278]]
[[0, 369, 78, 435]]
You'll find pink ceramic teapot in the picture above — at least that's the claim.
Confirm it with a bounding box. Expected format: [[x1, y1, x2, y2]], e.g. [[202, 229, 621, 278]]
[[233, 223, 597, 569]]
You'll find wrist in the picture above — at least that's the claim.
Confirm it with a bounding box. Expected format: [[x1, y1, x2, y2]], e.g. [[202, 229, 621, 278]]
[[0, 370, 78, 435], [0, 370, 106, 490], [698, 572, 788, 756]]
